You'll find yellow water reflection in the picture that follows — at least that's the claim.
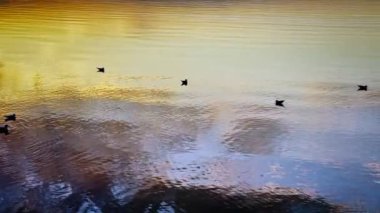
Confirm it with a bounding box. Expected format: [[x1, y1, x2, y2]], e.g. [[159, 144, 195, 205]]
[[0, 0, 379, 102]]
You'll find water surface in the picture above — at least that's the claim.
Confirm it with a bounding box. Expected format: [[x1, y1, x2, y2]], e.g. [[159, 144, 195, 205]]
[[0, 0, 379, 212]]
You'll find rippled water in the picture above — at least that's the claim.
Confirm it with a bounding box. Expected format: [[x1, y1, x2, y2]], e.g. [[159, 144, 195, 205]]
[[0, 0, 379, 212]]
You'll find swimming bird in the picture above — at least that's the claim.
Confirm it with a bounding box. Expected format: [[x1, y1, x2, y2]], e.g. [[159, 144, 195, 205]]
[[357, 85, 367, 91], [275, 100, 285, 107], [97, 67, 105, 73], [181, 79, 188, 86], [0, 125, 9, 135], [4, 114, 16, 122]]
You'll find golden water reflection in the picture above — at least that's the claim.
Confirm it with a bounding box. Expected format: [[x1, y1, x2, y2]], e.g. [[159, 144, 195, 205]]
[[0, 0, 379, 99]]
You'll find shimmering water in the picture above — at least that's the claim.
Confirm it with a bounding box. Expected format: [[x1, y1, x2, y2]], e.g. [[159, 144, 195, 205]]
[[0, 0, 379, 212]]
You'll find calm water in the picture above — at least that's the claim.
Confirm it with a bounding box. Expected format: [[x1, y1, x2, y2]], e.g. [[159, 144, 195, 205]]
[[0, 0, 379, 212]]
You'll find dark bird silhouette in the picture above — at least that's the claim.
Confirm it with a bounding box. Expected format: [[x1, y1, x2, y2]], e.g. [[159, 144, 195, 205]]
[[0, 125, 9, 135], [275, 100, 285, 107], [4, 114, 16, 122], [181, 79, 188, 86], [357, 85, 367, 91], [97, 67, 105, 73]]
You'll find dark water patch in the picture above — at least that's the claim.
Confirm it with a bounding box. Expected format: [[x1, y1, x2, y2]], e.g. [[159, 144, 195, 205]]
[[103, 182, 343, 213], [1, 180, 345, 213]]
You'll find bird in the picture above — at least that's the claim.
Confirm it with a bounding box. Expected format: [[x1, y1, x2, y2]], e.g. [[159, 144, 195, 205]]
[[4, 114, 16, 122], [357, 85, 367, 91], [97, 67, 105, 73], [0, 125, 9, 135], [181, 79, 188, 86], [275, 100, 285, 107]]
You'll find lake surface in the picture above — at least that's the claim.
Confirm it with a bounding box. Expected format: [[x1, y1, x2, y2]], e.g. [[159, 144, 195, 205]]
[[0, 0, 379, 212]]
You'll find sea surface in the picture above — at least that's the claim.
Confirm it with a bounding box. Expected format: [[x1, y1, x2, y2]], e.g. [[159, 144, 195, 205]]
[[0, 0, 379, 212]]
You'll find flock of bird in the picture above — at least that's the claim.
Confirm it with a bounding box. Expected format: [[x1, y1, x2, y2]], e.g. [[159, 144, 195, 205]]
[[0, 67, 368, 136]]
